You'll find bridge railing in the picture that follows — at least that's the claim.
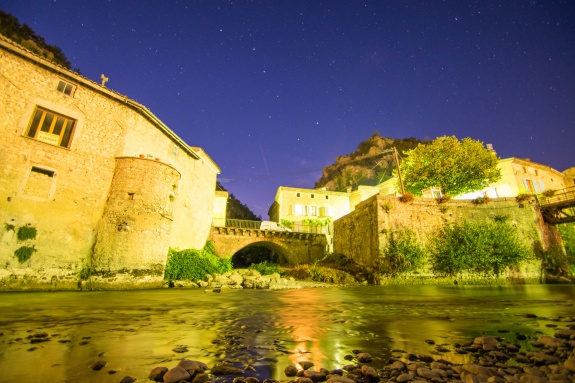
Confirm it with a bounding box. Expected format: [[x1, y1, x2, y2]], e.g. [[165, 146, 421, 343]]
[[215, 219, 328, 234], [225, 219, 262, 229], [536, 186, 575, 207]]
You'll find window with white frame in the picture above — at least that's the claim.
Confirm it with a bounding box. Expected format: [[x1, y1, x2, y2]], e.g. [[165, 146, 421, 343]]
[[308, 205, 317, 216], [26, 106, 76, 148], [291, 204, 304, 215], [56, 79, 75, 96]]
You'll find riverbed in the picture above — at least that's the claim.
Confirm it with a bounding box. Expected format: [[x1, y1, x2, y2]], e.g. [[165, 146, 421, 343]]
[[0, 284, 574, 383]]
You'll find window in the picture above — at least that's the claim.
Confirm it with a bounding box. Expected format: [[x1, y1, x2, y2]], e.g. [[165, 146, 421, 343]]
[[56, 80, 75, 96], [291, 204, 304, 215], [325, 195, 329, 200], [296, 193, 300, 197], [22, 166, 55, 199], [311, 194, 314, 198], [319, 206, 332, 217], [308, 206, 317, 216], [26, 107, 76, 148]]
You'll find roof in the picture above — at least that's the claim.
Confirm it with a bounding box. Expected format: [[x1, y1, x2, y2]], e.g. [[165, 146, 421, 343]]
[[190, 147, 221, 174], [0, 34, 200, 160]]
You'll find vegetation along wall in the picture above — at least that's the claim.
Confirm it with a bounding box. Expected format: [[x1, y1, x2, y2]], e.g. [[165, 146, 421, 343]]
[[334, 194, 561, 285]]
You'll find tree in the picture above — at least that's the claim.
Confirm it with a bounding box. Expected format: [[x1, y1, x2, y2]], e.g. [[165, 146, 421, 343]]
[[397, 136, 501, 196]]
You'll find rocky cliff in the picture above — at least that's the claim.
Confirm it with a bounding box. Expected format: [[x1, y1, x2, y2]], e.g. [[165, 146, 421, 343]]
[[314, 134, 423, 191]]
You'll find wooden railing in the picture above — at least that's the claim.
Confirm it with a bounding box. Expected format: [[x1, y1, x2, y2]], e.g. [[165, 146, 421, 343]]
[[536, 186, 575, 207]]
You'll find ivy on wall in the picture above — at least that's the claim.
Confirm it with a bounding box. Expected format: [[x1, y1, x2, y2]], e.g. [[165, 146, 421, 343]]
[[5, 223, 38, 263]]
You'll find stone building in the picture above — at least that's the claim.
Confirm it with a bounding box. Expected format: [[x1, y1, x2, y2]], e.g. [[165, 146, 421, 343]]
[[377, 157, 569, 199], [0, 36, 222, 290], [268, 185, 381, 252]]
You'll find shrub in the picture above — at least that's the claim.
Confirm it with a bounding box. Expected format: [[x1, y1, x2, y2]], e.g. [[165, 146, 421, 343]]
[[14, 245, 36, 263], [436, 195, 451, 204], [249, 261, 281, 275], [280, 219, 294, 230], [302, 218, 331, 226], [473, 196, 490, 205], [17, 226, 37, 241], [399, 192, 414, 203], [380, 229, 427, 276], [164, 241, 232, 282], [430, 221, 528, 276], [536, 245, 570, 275], [516, 193, 532, 203], [381, 201, 392, 213], [493, 214, 510, 223], [283, 264, 356, 284], [543, 189, 556, 198]]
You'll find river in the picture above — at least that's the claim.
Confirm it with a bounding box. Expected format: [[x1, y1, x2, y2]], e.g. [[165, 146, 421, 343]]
[[0, 284, 574, 383]]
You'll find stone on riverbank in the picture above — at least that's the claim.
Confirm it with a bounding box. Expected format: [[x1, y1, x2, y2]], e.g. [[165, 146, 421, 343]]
[[163, 366, 190, 383], [142, 327, 575, 383]]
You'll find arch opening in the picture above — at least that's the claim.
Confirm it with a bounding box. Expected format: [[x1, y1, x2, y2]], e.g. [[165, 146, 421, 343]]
[[231, 241, 290, 268]]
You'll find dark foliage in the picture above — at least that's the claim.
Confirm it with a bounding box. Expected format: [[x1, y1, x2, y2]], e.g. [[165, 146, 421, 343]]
[[0, 10, 72, 69], [217, 183, 260, 220]]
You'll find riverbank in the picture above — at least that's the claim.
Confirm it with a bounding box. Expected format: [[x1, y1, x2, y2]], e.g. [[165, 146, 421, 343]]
[[1, 285, 574, 382], [83, 320, 575, 383]]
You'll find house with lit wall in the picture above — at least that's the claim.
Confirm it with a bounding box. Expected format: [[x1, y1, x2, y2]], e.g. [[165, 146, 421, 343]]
[[376, 157, 568, 199], [268, 185, 380, 251], [455, 158, 567, 199], [0, 35, 224, 290]]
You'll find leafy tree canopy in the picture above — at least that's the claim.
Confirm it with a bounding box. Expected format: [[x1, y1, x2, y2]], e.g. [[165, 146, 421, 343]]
[[397, 135, 501, 196]]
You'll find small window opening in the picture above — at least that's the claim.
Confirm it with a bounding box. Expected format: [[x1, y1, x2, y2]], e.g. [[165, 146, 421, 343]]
[[325, 195, 329, 200], [31, 166, 55, 177], [23, 166, 55, 199], [311, 194, 314, 198], [127, 193, 135, 200], [297, 193, 300, 197], [56, 80, 75, 96]]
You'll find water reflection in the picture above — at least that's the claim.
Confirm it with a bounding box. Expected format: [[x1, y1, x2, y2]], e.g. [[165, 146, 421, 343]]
[[0, 285, 573, 383]]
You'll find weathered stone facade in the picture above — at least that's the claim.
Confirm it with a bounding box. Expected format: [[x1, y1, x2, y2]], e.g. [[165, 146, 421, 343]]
[[334, 195, 559, 284], [209, 226, 327, 264], [0, 37, 220, 290]]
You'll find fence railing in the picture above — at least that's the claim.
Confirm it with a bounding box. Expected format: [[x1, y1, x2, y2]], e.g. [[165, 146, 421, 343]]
[[536, 186, 575, 207], [211, 218, 329, 234]]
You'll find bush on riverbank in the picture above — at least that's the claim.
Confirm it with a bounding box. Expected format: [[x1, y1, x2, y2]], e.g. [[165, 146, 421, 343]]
[[430, 221, 528, 276], [282, 264, 357, 284], [380, 229, 427, 276], [249, 261, 281, 275], [164, 241, 232, 282]]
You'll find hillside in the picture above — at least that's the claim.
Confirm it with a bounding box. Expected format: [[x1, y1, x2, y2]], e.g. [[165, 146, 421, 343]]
[[0, 10, 72, 69], [315, 133, 423, 191], [217, 183, 261, 220]]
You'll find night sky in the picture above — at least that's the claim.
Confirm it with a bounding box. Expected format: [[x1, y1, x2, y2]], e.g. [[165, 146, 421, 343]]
[[2, 1, 574, 218]]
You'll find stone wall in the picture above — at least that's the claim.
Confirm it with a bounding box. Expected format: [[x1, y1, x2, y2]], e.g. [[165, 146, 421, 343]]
[[209, 227, 327, 264], [0, 38, 219, 290], [90, 157, 181, 289], [334, 194, 559, 284]]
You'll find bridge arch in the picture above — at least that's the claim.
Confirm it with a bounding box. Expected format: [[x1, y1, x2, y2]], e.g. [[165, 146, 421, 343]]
[[208, 227, 327, 265], [231, 241, 292, 266]]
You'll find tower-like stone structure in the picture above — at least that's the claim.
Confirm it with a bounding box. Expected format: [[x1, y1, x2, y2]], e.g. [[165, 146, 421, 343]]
[[91, 157, 180, 288]]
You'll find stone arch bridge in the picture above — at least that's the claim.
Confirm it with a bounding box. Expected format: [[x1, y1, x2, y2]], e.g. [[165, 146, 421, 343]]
[[208, 226, 327, 264]]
